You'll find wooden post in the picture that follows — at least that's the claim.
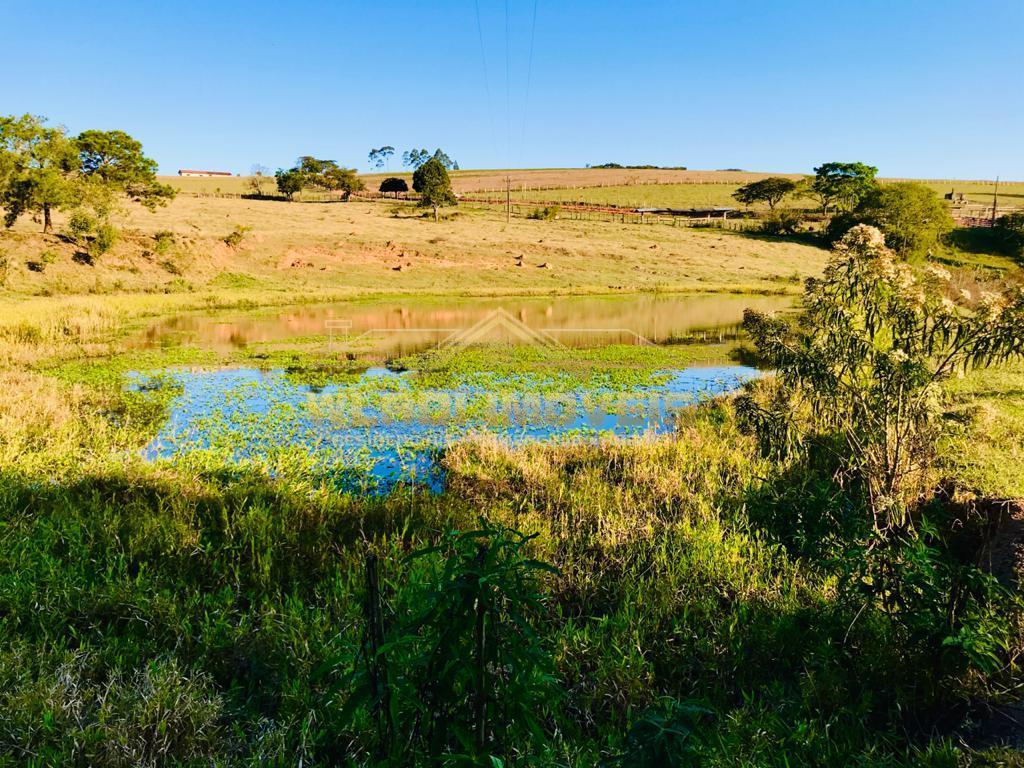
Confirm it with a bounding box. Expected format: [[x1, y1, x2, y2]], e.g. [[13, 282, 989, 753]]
[[364, 553, 393, 755], [474, 544, 489, 755]]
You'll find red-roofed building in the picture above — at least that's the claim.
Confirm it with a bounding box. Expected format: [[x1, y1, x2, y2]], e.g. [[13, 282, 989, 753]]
[[178, 169, 234, 177]]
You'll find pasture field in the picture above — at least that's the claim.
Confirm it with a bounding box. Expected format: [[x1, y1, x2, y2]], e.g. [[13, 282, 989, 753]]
[[0, 195, 828, 335], [165, 169, 1024, 212], [504, 179, 1024, 211], [165, 167, 787, 196], [1, 168, 1023, 765]]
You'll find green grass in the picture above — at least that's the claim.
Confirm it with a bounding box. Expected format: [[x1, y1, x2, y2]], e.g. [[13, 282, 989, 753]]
[[1, 187, 1022, 763], [944, 360, 1024, 499], [0, 321, 1020, 764], [509, 182, 752, 209]]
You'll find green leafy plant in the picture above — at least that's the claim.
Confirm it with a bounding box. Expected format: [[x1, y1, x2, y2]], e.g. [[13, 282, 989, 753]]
[[329, 519, 558, 766], [619, 699, 711, 767], [90, 223, 118, 257], [527, 206, 559, 221], [68, 211, 96, 241], [739, 224, 1024, 534], [153, 230, 175, 256]]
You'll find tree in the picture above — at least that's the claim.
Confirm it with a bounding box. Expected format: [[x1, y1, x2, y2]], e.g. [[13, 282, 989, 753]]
[[0, 116, 171, 233], [412, 158, 456, 221], [0, 114, 80, 232], [402, 148, 430, 169], [275, 168, 304, 200], [404, 148, 458, 171], [430, 148, 458, 171], [811, 162, 878, 213], [732, 176, 799, 211], [75, 129, 174, 210], [853, 182, 953, 257], [379, 177, 409, 198], [368, 146, 395, 170], [995, 211, 1024, 255], [296, 156, 364, 197], [738, 224, 1024, 535], [275, 157, 364, 200]]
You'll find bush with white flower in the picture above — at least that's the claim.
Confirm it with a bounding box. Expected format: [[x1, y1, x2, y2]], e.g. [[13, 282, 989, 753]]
[[738, 224, 1024, 534]]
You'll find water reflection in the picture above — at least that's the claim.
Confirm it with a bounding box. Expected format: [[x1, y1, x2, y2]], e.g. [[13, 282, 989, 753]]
[[136, 294, 793, 354]]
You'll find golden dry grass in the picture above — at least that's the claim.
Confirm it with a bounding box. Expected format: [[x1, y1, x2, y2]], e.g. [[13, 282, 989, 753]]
[[0, 195, 825, 300]]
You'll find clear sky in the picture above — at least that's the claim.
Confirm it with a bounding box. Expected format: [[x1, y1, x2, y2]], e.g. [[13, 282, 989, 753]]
[[8, 0, 1023, 179]]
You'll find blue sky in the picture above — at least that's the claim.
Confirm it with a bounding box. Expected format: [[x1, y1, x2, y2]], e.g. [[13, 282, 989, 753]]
[[7, 0, 1023, 178]]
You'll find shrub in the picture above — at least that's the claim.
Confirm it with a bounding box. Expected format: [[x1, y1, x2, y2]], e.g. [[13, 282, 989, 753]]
[[153, 230, 175, 256], [997, 211, 1024, 255], [527, 206, 560, 220], [758, 208, 804, 235], [827, 183, 953, 257], [223, 225, 251, 247], [67, 211, 96, 241], [741, 225, 1024, 530], [90, 224, 118, 257]]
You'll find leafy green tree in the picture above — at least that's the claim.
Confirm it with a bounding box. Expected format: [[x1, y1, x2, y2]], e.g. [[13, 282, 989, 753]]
[[296, 156, 364, 197], [739, 224, 1024, 535], [811, 161, 878, 213], [75, 129, 174, 209], [429, 148, 458, 171], [0, 114, 80, 232], [731, 176, 798, 211], [412, 158, 456, 221], [275, 157, 364, 200], [854, 182, 953, 257], [402, 148, 429, 169], [379, 177, 408, 197], [275, 168, 304, 200], [368, 146, 395, 170]]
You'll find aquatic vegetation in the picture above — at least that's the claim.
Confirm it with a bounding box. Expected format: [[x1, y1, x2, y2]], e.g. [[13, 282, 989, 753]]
[[130, 358, 759, 492]]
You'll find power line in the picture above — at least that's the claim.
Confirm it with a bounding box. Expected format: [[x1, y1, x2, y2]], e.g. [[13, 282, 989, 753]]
[[504, 0, 512, 164], [473, 0, 499, 158], [519, 0, 539, 165]]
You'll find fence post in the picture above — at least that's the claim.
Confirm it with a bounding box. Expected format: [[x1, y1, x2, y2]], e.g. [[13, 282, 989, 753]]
[[364, 552, 393, 756]]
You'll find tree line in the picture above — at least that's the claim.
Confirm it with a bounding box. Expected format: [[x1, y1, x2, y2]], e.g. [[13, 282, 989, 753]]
[[732, 163, 961, 257], [266, 147, 459, 220], [0, 114, 173, 255]]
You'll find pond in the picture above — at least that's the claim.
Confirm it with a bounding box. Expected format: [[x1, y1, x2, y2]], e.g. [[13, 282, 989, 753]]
[[133, 293, 784, 491], [133, 363, 761, 493], [136, 293, 794, 354]]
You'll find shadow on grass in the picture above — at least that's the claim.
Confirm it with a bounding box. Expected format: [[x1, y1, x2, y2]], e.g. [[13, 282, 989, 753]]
[[943, 227, 1022, 266]]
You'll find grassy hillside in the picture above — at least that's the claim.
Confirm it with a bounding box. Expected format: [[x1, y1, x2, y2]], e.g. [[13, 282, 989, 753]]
[[0, 196, 827, 300]]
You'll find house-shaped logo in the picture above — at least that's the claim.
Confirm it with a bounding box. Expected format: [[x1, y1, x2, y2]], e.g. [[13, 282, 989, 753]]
[[438, 308, 564, 350]]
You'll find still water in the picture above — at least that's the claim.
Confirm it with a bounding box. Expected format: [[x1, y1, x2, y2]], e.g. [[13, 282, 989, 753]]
[[135, 364, 760, 493], [136, 293, 794, 354], [135, 293, 783, 491]]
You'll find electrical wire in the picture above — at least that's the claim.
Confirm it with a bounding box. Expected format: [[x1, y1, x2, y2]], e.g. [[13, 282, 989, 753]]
[[519, 0, 539, 165], [504, 0, 512, 164], [474, 0, 499, 158]]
